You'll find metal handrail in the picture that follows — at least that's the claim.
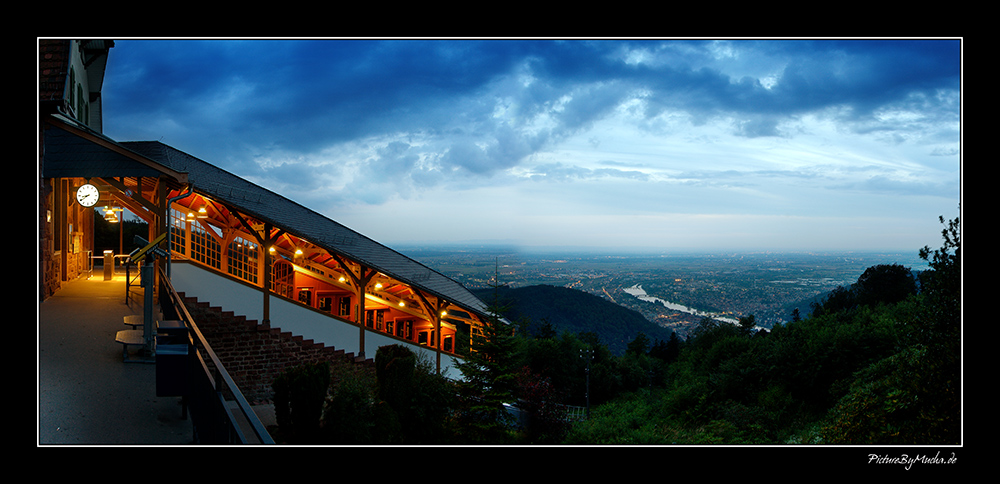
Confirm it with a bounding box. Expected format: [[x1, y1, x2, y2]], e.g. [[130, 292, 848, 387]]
[[157, 264, 275, 444]]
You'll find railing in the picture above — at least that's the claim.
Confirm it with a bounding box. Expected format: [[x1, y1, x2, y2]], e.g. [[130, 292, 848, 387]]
[[562, 404, 588, 421], [156, 264, 275, 444], [125, 260, 142, 306]]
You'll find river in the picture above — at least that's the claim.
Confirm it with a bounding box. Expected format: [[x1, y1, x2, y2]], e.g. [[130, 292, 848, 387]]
[[622, 284, 739, 325]]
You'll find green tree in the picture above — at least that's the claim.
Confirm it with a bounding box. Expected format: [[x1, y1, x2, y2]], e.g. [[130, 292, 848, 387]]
[[649, 332, 681, 365], [626, 332, 650, 356], [854, 263, 917, 308], [375, 344, 416, 410], [323, 363, 378, 444], [576, 331, 621, 405], [453, 269, 518, 443], [738, 314, 757, 334], [371, 344, 457, 444], [810, 285, 855, 316], [533, 318, 557, 339], [822, 213, 960, 444], [916, 212, 961, 345], [811, 264, 917, 317], [271, 361, 331, 444], [373, 344, 415, 444], [93, 214, 148, 255], [664, 331, 682, 363], [407, 352, 459, 443], [512, 365, 569, 443]]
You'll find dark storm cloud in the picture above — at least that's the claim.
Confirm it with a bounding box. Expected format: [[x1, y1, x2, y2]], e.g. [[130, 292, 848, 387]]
[[98, 38, 961, 251], [106, 39, 959, 174]]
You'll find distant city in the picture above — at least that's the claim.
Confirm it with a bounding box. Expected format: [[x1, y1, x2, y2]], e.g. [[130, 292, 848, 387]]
[[401, 245, 929, 338]]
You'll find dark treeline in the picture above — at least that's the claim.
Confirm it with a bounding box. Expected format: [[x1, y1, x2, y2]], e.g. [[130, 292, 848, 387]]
[[563, 213, 960, 445], [474, 283, 677, 356], [269, 214, 960, 445], [93, 210, 149, 256]]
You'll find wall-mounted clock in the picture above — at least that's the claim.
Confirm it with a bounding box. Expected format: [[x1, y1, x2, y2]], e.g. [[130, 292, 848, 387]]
[[76, 183, 100, 207]]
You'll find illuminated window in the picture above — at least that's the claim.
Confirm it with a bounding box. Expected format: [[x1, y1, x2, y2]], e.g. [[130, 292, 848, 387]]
[[397, 320, 412, 339], [169, 208, 186, 256], [318, 295, 333, 312], [190, 222, 221, 269], [339, 297, 351, 318], [227, 236, 258, 284], [271, 259, 294, 299]]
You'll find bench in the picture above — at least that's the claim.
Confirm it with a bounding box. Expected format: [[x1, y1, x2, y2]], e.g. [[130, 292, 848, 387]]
[[114, 329, 147, 362], [123, 315, 143, 328]]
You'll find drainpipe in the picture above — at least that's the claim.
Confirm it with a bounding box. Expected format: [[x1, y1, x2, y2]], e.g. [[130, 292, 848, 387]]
[[166, 184, 194, 278]]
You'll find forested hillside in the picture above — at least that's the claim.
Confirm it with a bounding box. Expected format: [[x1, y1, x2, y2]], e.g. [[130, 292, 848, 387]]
[[268, 214, 960, 447], [563, 214, 961, 445], [473, 284, 676, 356]]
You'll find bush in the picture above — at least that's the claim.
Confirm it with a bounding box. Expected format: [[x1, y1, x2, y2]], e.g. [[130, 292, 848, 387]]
[[322, 364, 377, 444], [271, 361, 331, 444], [374, 344, 457, 444], [512, 365, 569, 444], [373, 344, 415, 443], [564, 389, 671, 445]]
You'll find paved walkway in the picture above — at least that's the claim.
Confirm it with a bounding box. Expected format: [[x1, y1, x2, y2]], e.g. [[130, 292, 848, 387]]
[[38, 271, 195, 445]]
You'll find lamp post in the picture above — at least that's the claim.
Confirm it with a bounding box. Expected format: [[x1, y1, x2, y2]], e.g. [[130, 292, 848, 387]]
[[580, 348, 593, 419]]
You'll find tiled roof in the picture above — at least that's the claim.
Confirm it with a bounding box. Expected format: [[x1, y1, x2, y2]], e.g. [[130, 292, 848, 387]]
[[121, 141, 491, 318]]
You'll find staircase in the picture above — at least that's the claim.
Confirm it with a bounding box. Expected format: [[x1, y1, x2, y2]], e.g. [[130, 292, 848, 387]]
[[178, 292, 374, 404]]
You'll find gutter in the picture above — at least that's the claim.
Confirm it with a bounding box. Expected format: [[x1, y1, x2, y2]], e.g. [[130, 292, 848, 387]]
[[166, 184, 195, 278]]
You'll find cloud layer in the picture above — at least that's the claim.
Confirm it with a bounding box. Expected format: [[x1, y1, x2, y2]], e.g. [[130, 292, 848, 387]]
[[103, 39, 961, 252]]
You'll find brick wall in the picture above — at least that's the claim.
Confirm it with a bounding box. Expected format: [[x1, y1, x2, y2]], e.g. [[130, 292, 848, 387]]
[[180, 293, 373, 404]]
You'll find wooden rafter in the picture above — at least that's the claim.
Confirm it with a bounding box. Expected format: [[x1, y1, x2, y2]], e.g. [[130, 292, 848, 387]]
[[104, 176, 158, 216]]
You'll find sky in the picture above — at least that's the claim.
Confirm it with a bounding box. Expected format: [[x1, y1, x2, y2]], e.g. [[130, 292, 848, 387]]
[[100, 38, 962, 254]]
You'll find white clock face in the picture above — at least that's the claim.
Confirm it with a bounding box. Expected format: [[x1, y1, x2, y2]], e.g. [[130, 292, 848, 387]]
[[76, 183, 100, 207]]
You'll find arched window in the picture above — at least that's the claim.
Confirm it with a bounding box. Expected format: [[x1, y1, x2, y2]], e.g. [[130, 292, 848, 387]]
[[271, 259, 294, 299], [190, 222, 221, 269], [228, 236, 258, 284], [169, 208, 186, 256]]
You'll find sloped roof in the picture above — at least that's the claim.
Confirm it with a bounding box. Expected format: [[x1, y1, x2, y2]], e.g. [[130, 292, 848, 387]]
[[120, 141, 491, 318], [42, 115, 187, 183]]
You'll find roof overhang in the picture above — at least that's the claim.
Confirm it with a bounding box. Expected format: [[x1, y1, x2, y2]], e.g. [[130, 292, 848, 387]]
[[40, 113, 188, 186], [120, 141, 492, 319]]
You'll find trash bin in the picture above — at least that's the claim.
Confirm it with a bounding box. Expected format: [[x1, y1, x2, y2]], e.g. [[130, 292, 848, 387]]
[[156, 320, 190, 397], [103, 250, 114, 280]]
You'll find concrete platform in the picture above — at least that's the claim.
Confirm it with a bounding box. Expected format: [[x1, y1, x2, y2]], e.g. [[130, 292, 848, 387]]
[[37, 271, 196, 445]]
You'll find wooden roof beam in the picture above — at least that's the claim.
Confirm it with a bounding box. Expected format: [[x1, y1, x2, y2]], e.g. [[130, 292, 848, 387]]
[[104, 176, 158, 215]]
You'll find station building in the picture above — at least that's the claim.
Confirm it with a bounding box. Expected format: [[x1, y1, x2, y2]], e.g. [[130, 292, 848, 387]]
[[39, 39, 493, 381]]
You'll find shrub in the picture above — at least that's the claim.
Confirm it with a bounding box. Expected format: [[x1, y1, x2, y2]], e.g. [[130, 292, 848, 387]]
[[271, 361, 331, 444], [322, 364, 377, 444]]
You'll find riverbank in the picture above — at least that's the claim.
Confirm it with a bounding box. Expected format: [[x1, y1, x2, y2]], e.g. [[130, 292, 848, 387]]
[[622, 284, 740, 325]]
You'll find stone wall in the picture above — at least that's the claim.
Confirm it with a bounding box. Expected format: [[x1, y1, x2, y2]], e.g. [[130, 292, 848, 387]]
[[180, 293, 373, 404]]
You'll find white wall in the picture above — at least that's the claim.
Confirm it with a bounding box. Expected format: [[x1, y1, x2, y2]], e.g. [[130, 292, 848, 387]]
[[170, 260, 464, 379]]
